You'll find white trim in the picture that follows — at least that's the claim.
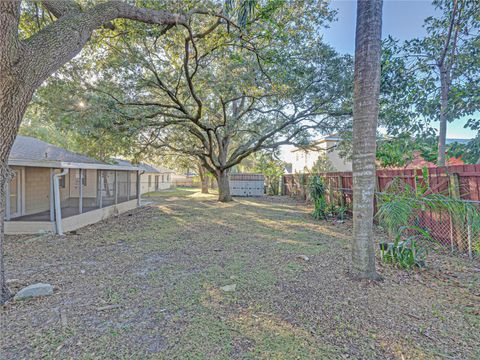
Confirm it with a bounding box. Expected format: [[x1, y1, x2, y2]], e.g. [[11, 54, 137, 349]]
[[54, 168, 69, 234]]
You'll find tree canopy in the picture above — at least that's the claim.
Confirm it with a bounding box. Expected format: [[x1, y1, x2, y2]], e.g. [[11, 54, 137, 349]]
[[380, 0, 480, 164], [23, 0, 353, 201]]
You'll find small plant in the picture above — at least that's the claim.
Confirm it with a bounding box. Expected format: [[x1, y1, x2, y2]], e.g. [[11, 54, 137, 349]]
[[335, 205, 348, 221], [308, 175, 327, 220], [380, 226, 430, 269]]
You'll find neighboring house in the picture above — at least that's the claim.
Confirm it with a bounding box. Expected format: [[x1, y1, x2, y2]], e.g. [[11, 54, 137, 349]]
[[5, 136, 141, 235], [403, 151, 465, 169], [281, 134, 352, 173], [172, 171, 198, 187], [113, 160, 174, 194], [140, 164, 174, 194]]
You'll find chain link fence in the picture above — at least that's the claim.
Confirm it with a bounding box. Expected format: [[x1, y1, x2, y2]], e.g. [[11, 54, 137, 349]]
[[283, 172, 480, 260]]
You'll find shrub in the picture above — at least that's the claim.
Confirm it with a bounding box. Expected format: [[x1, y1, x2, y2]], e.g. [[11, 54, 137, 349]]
[[380, 226, 430, 269], [308, 175, 327, 220]]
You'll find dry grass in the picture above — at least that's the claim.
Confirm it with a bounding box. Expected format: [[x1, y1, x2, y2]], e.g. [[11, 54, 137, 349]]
[[2, 188, 479, 359]]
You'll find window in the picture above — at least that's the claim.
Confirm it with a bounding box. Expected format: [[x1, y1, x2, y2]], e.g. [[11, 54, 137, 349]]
[[166, 174, 170, 182], [155, 175, 159, 190], [162, 175, 165, 183], [148, 175, 152, 187], [76, 170, 87, 186]]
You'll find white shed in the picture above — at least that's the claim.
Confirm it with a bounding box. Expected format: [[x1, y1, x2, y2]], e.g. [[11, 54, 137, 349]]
[[229, 173, 264, 197]]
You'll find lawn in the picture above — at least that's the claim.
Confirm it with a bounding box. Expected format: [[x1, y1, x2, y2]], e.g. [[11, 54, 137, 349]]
[[2, 189, 479, 359]]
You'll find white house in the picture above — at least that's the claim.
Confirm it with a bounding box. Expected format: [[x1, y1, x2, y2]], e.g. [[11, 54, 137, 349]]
[[281, 134, 352, 173], [113, 160, 174, 194]]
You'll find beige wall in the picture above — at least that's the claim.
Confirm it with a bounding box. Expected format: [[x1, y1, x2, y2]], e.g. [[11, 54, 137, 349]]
[[281, 140, 352, 173], [62, 199, 137, 233], [140, 172, 172, 194], [24, 167, 51, 215], [5, 199, 138, 235], [69, 169, 97, 198], [9, 167, 139, 218]]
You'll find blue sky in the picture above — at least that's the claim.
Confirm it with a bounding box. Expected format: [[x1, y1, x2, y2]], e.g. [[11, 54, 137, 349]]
[[322, 0, 477, 139]]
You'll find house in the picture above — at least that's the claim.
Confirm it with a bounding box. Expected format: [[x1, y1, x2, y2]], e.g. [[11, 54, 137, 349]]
[[4, 136, 141, 235], [281, 134, 352, 173], [139, 164, 174, 194], [114, 160, 174, 194], [403, 151, 465, 169], [171, 171, 198, 187]]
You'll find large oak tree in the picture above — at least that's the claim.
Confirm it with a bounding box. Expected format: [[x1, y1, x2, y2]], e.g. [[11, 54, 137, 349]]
[[23, 1, 353, 202], [0, 0, 237, 304]]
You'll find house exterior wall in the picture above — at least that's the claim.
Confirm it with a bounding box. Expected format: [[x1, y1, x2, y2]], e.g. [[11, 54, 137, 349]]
[[5, 221, 55, 235], [140, 172, 172, 194], [24, 167, 51, 215], [318, 140, 352, 172], [5, 199, 138, 235], [61, 199, 138, 233], [281, 140, 352, 173], [69, 169, 97, 198]]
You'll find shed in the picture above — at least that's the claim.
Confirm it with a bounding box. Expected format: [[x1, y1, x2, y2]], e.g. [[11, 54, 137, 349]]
[[229, 173, 265, 197]]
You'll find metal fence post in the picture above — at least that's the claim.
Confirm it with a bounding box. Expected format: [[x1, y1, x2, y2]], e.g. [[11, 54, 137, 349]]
[[467, 222, 473, 260], [114, 170, 118, 205]]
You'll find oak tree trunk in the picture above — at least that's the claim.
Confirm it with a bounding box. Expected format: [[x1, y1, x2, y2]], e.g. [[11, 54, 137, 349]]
[[216, 170, 232, 202], [201, 178, 209, 194], [0, 172, 10, 304], [351, 0, 383, 280], [197, 165, 209, 194], [0, 0, 184, 304], [0, 81, 33, 304]]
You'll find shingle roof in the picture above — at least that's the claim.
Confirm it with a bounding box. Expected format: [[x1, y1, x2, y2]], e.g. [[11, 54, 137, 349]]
[[113, 159, 174, 174], [10, 136, 104, 164], [9, 136, 138, 171]]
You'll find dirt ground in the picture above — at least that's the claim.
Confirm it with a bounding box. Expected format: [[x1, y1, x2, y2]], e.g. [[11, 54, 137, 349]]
[[1, 188, 479, 359]]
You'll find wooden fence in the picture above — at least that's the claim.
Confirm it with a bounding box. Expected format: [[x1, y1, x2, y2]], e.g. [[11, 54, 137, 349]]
[[283, 164, 480, 202], [283, 165, 480, 258]]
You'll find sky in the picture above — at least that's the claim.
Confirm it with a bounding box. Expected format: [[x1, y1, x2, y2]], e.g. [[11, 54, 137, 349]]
[[322, 0, 478, 140]]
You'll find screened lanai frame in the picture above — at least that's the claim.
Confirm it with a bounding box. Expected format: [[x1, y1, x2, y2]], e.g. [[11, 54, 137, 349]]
[[4, 160, 142, 235]]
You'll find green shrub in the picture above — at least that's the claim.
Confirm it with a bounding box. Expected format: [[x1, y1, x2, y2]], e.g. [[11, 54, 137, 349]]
[[308, 175, 327, 220], [380, 227, 430, 269]]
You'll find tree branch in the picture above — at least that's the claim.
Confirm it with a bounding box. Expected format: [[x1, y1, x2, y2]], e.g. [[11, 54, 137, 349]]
[[21, 1, 187, 89]]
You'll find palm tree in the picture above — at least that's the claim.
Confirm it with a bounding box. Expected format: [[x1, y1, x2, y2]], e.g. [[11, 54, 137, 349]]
[[351, 0, 383, 280]]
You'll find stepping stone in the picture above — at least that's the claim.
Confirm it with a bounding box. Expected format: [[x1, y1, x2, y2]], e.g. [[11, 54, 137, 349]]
[[220, 284, 237, 292], [14, 283, 53, 301]]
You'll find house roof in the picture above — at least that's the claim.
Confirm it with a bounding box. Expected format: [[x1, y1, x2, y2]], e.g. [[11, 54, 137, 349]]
[[402, 151, 465, 169], [8, 136, 139, 171], [113, 159, 174, 174]]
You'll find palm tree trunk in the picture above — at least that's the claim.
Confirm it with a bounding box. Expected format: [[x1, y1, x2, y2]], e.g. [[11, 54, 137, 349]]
[[351, 0, 383, 280]]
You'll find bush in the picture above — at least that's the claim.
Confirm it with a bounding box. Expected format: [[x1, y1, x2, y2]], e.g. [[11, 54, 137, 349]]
[[380, 226, 430, 269], [308, 175, 327, 220]]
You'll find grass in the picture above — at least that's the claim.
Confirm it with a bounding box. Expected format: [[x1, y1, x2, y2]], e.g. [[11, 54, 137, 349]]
[[2, 189, 479, 359]]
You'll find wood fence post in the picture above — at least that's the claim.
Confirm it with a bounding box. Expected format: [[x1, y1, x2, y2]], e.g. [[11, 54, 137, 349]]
[[337, 175, 344, 207], [449, 173, 464, 251]]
